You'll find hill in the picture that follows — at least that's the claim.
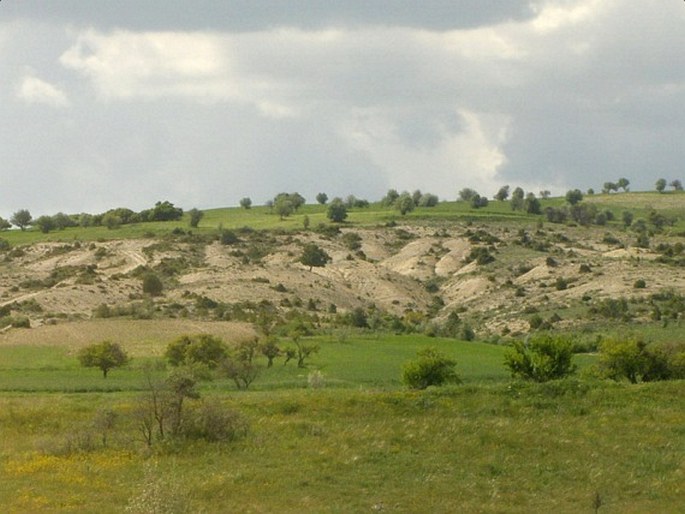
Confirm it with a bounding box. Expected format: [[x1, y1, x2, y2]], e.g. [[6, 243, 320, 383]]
[[1, 191, 684, 341]]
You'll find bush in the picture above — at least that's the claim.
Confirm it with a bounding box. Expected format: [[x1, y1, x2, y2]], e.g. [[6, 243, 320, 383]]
[[165, 334, 228, 369], [598, 338, 684, 383], [402, 348, 461, 389], [182, 401, 248, 442], [504, 335, 577, 382], [142, 273, 163, 296]]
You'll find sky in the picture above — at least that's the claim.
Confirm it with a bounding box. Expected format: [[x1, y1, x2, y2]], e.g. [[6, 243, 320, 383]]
[[1, 0, 684, 218]]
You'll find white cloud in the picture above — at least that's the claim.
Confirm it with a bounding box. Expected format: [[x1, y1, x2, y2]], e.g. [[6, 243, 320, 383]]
[[17, 74, 69, 107]]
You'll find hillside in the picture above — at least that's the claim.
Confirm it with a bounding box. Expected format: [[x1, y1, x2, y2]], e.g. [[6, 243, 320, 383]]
[[1, 192, 684, 340]]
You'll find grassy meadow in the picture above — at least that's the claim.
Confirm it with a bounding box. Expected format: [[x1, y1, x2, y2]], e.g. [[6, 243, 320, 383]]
[[0, 329, 683, 513]]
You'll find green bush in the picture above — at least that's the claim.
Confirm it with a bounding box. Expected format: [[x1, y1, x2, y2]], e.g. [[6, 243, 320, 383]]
[[141, 273, 163, 296], [504, 335, 576, 382], [402, 348, 461, 389], [598, 338, 684, 383], [165, 334, 229, 369]]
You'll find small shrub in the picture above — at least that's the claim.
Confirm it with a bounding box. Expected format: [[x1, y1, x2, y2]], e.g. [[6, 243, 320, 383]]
[[182, 401, 248, 442], [307, 370, 326, 389], [142, 273, 164, 296], [402, 348, 461, 389], [634, 279, 646, 289], [504, 335, 577, 382]]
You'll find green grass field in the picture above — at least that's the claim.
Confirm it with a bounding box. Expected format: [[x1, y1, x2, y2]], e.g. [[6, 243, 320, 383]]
[[0, 332, 682, 512]]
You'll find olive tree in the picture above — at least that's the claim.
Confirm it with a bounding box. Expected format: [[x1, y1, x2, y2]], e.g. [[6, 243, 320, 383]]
[[78, 341, 130, 378], [10, 209, 32, 231]]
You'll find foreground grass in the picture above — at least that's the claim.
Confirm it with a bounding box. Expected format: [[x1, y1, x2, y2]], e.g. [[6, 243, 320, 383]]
[[0, 381, 682, 513]]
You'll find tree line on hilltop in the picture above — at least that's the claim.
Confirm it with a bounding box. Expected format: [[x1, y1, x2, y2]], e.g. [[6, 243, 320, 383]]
[[1, 175, 682, 234]]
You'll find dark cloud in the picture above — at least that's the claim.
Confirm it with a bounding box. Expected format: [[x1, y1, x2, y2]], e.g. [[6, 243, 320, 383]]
[[2, 0, 534, 32]]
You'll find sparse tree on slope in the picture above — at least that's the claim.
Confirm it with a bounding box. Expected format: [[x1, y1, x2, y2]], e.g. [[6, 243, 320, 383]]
[[299, 243, 330, 271]]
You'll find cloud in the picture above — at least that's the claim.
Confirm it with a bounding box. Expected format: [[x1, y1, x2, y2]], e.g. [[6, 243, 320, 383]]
[[4, 0, 535, 32], [17, 73, 69, 107], [2, 0, 685, 219]]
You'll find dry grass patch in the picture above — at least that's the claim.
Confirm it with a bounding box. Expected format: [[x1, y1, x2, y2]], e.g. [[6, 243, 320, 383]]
[[0, 319, 255, 357]]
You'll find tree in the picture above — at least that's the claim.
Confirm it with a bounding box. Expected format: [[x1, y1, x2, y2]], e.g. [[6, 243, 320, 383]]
[[102, 212, 122, 229], [617, 177, 630, 192], [327, 197, 348, 223], [402, 348, 460, 390], [287, 321, 319, 368], [219, 339, 261, 390], [78, 341, 130, 378], [565, 189, 583, 205], [150, 201, 183, 221], [622, 210, 634, 227], [655, 178, 667, 193], [188, 208, 203, 228], [316, 192, 328, 205], [458, 188, 479, 202], [494, 185, 510, 201], [510, 187, 525, 211], [396, 192, 416, 215], [470, 194, 488, 209], [602, 182, 618, 194], [188, 207, 205, 228], [239, 197, 252, 209], [10, 209, 32, 231], [34, 215, 56, 234], [504, 335, 576, 382], [299, 243, 330, 271], [165, 334, 229, 369], [524, 193, 541, 214], [539, 190, 551, 199], [670, 179, 683, 191], [273, 195, 294, 219], [0, 217, 11, 230], [260, 337, 281, 367], [142, 273, 163, 296], [418, 193, 439, 207], [381, 189, 400, 206]]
